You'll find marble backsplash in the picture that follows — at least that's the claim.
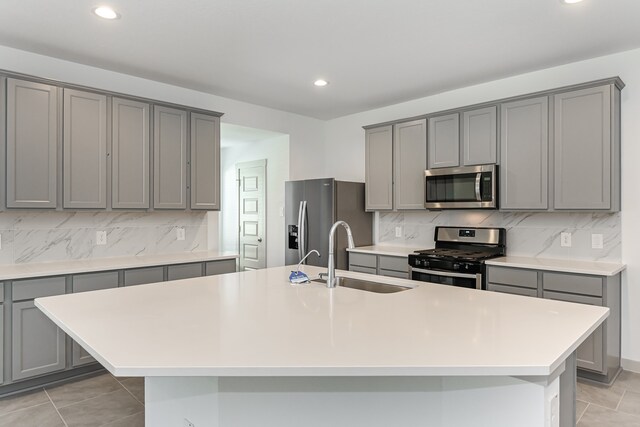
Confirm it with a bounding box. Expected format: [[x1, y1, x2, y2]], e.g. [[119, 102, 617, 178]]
[[378, 211, 621, 262], [0, 211, 208, 265]]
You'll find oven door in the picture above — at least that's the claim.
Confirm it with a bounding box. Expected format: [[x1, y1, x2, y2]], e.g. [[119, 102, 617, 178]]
[[410, 267, 482, 290]]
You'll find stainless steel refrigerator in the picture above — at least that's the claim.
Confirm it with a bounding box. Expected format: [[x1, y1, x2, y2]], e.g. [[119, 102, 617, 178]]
[[285, 179, 373, 270]]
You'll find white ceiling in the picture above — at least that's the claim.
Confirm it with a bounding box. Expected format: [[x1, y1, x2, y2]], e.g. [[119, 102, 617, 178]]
[[1, 0, 639, 119]]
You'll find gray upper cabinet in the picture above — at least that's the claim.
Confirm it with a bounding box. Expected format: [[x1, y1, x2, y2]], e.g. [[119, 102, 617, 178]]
[[365, 125, 393, 211], [428, 113, 459, 169], [500, 97, 549, 210], [394, 119, 427, 210], [190, 113, 220, 210], [462, 106, 497, 166], [63, 89, 107, 209], [553, 85, 613, 210], [6, 78, 58, 208], [112, 98, 150, 209], [154, 106, 187, 209]]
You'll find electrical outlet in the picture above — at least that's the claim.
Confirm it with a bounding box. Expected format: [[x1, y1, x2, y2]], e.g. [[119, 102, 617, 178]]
[[96, 231, 107, 246], [395, 226, 402, 238], [560, 232, 572, 248], [183, 419, 195, 427], [279, 206, 285, 217], [176, 227, 186, 241], [592, 233, 604, 249]]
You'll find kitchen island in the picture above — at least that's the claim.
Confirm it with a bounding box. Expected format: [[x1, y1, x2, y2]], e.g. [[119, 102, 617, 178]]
[[35, 265, 608, 427]]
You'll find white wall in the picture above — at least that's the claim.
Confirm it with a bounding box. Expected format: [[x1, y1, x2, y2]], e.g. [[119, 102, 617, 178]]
[[220, 135, 289, 267], [323, 47, 640, 366]]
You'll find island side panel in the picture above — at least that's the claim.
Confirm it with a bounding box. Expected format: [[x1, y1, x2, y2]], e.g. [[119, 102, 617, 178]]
[[145, 375, 563, 427]]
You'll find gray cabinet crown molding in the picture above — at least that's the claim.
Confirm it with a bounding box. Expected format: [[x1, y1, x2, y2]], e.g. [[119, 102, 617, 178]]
[[362, 76, 624, 130]]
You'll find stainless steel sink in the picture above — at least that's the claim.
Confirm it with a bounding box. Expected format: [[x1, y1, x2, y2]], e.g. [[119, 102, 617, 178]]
[[311, 276, 412, 294]]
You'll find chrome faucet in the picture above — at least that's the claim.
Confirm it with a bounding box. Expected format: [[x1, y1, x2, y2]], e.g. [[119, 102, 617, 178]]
[[325, 221, 355, 288]]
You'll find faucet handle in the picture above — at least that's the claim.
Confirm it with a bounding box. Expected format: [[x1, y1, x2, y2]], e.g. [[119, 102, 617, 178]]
[[318, 272, 328, 280]]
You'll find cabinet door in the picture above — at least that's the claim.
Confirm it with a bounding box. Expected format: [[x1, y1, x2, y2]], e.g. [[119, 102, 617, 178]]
[[154, 106, 187, 209], [500, 97, 548, 210], [12, 300, 66, 381], [63, 89, 107, 208], [554, 85, 611, 210], [365, 126, 393, 210], [6, 79, 58, 208], [112, 98, 150, 209], [543, 291, 604, 373], [394, 119, 427, 210], [190, 113, 220, 210], [428, 113, 459, 168], [463, 106, 497, 166], [0, 305, 3, 384]]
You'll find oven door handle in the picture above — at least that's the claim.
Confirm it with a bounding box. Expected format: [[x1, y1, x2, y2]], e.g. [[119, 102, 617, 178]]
[[411, 267, 477, 279], [475, 173, 482, 201]]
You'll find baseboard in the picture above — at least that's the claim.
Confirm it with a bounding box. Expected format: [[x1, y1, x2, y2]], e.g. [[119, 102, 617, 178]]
[[622, 358, 640, 373]]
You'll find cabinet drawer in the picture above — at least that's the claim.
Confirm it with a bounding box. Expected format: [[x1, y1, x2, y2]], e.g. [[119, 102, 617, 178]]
[[487, 283, 537, 298], [349, 253, 377, 269], [486, 267, 537, 289], [72, 271, 119, 293], [168, 263, 203, 281], [378, 255, 408, 273], [205, 259, 236, 276], [542, 272, 603, 297], [124, 267, 165, 286], [12, 277, 66, 301], [349, 265, 377, 275], [543, 291, 603, 306], [379, 269, 408, 279]]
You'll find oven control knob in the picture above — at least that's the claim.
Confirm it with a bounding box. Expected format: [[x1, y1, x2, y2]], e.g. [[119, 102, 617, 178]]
[[453, 263, 460, 271]]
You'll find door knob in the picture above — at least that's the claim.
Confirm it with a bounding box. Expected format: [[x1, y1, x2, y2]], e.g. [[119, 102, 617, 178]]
[[257, 237, 263, 242]]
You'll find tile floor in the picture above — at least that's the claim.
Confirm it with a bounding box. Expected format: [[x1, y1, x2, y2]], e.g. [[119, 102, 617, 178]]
[[0, 372, 144, 427], [0, 369, 639, 426]]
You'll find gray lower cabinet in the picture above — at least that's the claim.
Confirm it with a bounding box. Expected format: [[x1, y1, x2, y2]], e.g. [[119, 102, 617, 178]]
[[0, 304, 3, 384], [348, 253, 408, 279], [63, 89, 108, 209], [428, 113, 459, 169], [393, 119, 427, 210], [190, 113, 220, 210], [6, 78, 58, 208], [462, 106, 497, 166], [364, 125, 394, 211], [112, 97, 150, 209], [499, 97, 549, 210], [154, 105, 188, 209], [12, 275, 67, 381], [167, 263, 203, 281], [554, 84, 618, 210], [71, 272, 119, 367], [124, 266, 165, 286], [486, 265, 620, 383], [205, 260, 236, 276]]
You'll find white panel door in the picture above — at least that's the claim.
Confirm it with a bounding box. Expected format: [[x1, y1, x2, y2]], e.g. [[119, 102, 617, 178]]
[[238, 160, 266, 270]]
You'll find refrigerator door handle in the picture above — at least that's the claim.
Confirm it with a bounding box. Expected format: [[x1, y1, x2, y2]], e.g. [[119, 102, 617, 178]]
[[297, 201, 304, 261]]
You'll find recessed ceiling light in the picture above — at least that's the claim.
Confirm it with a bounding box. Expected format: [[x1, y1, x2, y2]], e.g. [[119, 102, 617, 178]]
[[314, 79, 329, 87], [561, 0, 584, 4], [93, 6, 120, 20]]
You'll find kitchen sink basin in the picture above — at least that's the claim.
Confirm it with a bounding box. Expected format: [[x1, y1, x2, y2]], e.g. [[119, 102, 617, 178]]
[[311, 276, 412, 294]]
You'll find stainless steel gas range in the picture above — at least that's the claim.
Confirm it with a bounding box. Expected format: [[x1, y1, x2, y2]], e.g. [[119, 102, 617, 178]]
[[408, 226, 506, 290]]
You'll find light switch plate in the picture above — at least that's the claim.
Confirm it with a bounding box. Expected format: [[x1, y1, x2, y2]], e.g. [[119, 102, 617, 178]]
[[395, 226, 402, 238], [96, 231, 107, 246], [560, 232, 572, 248], [176, 227, 186, 241], [592, 234, 604, 249]]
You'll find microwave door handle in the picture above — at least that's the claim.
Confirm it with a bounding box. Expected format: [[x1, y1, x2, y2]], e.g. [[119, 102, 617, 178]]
[[475, 173, 482, 201]]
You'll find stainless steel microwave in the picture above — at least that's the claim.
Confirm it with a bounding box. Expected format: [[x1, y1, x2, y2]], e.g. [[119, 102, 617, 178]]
[[424, 165, 497, 209]]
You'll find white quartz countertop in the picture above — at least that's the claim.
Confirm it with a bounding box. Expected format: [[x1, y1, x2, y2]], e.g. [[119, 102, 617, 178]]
[[0, 251, 238, 281], [36, 265, 607, 378], [486, 256, 626, 276], [347, 245, 428, 257]]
